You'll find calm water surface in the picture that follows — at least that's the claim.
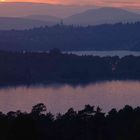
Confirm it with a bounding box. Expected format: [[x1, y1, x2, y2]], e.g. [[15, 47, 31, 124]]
[[0, 81, 140, 114], [65, 51, 140, 58]]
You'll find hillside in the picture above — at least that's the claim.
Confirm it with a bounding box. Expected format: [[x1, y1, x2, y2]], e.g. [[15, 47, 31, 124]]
[[64, 7, 140, 26], [0, 17, 55, 30], [0, 23, 140, 51], [25, 14, 60, 23], [0, 2, 94, 18]]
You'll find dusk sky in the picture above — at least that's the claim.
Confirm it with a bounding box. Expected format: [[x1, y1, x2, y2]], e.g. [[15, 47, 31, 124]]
[[0, 0, 140, 8]]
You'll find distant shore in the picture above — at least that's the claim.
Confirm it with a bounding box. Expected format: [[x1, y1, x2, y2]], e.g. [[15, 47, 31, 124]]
[[0, 51, 140, 87]]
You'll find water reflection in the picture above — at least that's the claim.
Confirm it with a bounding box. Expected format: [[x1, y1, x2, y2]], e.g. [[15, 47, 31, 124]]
[[65, 51, 140, 58], [0, 80, 140, 114]]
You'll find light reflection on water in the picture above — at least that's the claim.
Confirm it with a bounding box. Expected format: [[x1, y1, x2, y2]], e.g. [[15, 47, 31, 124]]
[[64, 51, 140, 58], [0, 80, 140, 114]]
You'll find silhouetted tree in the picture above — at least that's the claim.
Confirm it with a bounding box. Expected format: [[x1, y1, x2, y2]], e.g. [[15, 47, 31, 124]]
[[31, 103, 47, 116]]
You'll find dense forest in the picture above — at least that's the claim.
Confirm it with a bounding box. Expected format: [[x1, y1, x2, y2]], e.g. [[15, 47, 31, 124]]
[[1, 103, 140, 140], [0, 23, 140, 51], [0, 50, 140, 86]]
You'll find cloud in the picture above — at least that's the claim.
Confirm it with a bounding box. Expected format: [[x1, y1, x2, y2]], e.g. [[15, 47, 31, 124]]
[[100, 0, 140, 7], [44, 0, 140, 6], [4, 0, 140, 8]]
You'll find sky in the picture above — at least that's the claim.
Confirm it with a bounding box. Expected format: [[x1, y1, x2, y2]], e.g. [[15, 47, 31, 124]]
[[0, 0, 140, 8]]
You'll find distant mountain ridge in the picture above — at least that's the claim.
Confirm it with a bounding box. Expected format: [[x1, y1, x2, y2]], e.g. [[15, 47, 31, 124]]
[[0, 2, 94, 18], [0, 6, 140, 30], [64, 7, 140, 26], [25, 15, 60, 23], [0, 17, 56, 30]]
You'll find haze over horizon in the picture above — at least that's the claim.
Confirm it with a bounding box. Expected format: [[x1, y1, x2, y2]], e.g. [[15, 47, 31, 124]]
[[0, 0, 140, 8]]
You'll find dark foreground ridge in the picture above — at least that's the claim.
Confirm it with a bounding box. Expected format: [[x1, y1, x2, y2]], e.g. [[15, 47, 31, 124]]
[[1, 103, 140, 140], [0, 50, 140, 86]]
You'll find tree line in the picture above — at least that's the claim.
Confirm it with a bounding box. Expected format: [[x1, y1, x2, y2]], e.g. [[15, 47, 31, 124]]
[[0, 103, 140, 140], [0, 23, 140, 51], [0, 50, 140, 86]]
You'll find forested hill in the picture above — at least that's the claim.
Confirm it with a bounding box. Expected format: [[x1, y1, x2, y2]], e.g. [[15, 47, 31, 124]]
[[1, 50, 140, 86], [0, 23, 140, 51]]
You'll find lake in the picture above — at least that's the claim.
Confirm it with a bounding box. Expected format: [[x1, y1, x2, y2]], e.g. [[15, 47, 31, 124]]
[[0, 80, 140, 114], [64, 51, 140, 58]]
